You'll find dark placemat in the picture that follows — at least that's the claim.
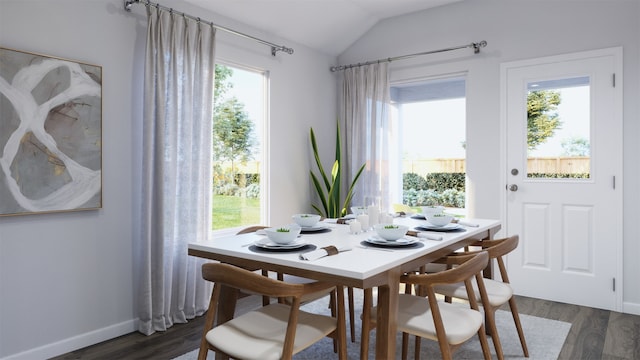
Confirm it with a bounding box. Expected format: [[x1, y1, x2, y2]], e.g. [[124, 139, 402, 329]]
[[300, 228, 332, 234], [359, 240, 424, 250], [414, 226, 467, 233], [248, 244, 317, 253]]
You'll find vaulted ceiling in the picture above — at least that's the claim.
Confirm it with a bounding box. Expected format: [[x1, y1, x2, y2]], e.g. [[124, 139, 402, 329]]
[[184, 0, 463, 56]]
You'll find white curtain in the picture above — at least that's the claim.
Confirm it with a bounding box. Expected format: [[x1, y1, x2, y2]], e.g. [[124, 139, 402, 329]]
[[138, 5, 216, 335], [341, 63, 393, 212]]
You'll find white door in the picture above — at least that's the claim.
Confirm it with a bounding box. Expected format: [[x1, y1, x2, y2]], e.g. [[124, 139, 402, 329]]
[[502, 48, 622, 311]]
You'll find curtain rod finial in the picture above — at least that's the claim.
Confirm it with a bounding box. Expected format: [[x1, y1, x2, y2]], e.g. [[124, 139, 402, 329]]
[[124, 0, 136, 11], [271, 46, 295, 56], [473, 40, 488, 53]]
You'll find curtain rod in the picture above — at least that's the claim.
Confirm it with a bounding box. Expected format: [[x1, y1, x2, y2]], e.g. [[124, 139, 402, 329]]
[[123, 0, 294, 56], [330, 41, 487, 72]]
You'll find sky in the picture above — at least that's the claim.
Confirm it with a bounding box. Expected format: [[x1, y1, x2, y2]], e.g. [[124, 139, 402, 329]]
[[399, 85, 590, 159], [225, 66, 264, 121], [528, 86, 590, 157], [400, 98, 466, 159]]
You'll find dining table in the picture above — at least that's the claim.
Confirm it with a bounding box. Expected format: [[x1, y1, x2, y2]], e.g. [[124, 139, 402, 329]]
[[188, 215, 501, 360]]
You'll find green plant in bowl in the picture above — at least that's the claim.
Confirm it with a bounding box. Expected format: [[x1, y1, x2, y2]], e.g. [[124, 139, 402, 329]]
[[265, 225, 301, 244], [374, 224, 409, 241], [292, 213, 321, 227], [426, 214, 454, 227]]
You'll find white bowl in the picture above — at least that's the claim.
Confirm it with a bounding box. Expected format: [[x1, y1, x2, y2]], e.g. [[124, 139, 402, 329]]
[[264, 225, 302, 244], [426, 214, 454, 227], [421, 205, 445, 217], [374, 223, 409, 241], [351, 206, 368, 215], [292, 214, 321, 227]]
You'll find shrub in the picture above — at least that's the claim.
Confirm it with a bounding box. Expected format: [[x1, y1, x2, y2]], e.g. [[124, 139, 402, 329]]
[[424, 172, 466, 192], [402, 172, 466, 208], [245, 183, 260, 198], [403, 173, 428, 190], [213, 183, 240, 196], [233, 173, 260, 187], [403, 188, 465, 208], [440, 188, 466, 208]]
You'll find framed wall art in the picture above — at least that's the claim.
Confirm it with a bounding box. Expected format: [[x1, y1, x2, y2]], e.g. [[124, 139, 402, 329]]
[[0, 47, 102, 216]]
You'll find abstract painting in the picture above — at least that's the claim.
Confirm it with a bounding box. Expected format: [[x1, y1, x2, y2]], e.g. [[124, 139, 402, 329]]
[[0, 47, 102, 216]]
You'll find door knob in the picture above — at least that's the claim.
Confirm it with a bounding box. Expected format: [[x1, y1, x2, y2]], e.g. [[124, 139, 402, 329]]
[[507, 184, 518, 192]]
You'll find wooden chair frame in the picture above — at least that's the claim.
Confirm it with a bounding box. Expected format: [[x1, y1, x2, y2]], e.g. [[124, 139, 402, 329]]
[[437, 235, 529, 359], [198, 262, 347, 360], [361, 252, 493, 360], [236, 225, 357, 343]]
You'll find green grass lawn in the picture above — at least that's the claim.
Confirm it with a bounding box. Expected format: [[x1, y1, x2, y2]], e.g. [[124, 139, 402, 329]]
[[212, 195, 260, 230]]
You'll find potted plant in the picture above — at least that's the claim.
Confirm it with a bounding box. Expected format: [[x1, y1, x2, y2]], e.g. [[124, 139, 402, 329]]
[[310, 121, 365, 218]]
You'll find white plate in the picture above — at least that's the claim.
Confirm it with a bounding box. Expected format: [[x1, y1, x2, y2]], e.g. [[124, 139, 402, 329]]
[[365, 236, 419, 247], [254, 238, 308, 249], [300, 223, 330, 232], [416, 223, 463, 231]]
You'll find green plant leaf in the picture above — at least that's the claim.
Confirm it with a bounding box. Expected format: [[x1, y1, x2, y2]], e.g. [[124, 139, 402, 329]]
[[310, 128, 331, 191], [342, 162, 366, 216], [310, 171, 328, 217], [310, 121, 365, 219]]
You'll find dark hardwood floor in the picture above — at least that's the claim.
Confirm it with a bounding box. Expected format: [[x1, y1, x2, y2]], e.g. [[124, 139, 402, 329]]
[[51, 294, 640, 360]]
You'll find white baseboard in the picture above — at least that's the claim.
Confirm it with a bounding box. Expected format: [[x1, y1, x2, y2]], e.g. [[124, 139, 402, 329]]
[[1, 319, 137, 360], [623, 301, 640, 315]]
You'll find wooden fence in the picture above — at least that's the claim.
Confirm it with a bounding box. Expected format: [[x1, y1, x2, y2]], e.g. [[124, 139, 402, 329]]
[[402, 157, 590, 175], [220, 157, 590, 175], [526, 157, 590, 174]]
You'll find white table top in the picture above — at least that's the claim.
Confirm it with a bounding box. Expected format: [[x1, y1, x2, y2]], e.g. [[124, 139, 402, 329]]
[[188, 217, 501, 285]]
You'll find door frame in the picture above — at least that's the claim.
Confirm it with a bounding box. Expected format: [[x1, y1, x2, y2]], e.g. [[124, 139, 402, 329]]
[[499, 47, 624, 310]]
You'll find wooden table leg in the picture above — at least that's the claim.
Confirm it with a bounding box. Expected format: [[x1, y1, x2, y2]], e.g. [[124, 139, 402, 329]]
[[375, 268, 401, 360]]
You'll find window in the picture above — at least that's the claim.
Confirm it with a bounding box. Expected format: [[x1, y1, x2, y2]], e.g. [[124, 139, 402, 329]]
[[526, 76, 591, 179], [212, 64, 267, 231], [391, 76, 467, 214]]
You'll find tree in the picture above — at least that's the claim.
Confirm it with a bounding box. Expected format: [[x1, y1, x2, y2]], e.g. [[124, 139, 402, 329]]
[[213, 97, 256, 185], [214, 64, 233, 109], [527, 90, 562, 150], [561, 136, 590, 156]]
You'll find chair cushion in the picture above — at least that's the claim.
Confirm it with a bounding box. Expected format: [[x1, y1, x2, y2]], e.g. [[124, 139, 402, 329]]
[[206, 303, 337, 360], [371, 294, 483, 345], [434, 278, 513, 307]]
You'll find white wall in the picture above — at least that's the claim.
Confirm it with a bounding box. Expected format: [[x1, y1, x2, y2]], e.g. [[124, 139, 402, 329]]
[[0, 0, 337, 358], [339, 0, 640, 313]]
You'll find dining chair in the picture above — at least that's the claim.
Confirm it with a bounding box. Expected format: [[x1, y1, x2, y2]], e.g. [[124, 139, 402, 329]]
[[237, 225, 358, 343], [433, 235, 529, 359], [360, 251, 493, 360], [197, 262, 347, 360], [236, 226, 276, 306]]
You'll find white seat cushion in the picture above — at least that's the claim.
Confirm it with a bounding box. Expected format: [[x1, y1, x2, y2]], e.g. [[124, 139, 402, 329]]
[[206, 303, 337, 360], [371, 294, 483, 345], [434, 278, 513, 307]]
